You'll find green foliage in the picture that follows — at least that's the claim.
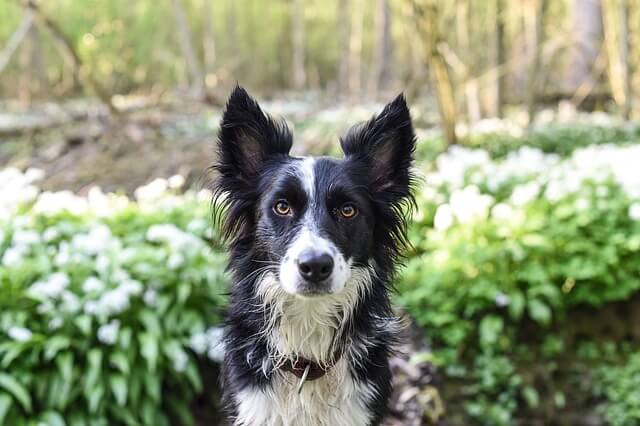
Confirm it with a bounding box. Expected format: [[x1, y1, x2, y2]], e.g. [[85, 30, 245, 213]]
[[0, 174, 227, 425], [595, 353, 640, 426], [399, 135, 640, 423]]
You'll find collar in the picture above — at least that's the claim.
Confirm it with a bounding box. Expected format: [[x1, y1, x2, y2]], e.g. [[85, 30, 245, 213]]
[[280, 354, 340, 382]]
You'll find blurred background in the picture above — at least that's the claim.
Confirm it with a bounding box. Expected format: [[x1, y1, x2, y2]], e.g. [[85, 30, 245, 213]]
[[1, 0, 639, 425]]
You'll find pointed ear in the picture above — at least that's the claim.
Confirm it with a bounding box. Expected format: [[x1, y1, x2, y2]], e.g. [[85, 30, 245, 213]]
[[340, 94, 415, 196], [215, 86, 292, 187]]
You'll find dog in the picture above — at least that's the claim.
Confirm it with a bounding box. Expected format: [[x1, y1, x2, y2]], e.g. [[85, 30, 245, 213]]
[[212, 86, 415, 426]]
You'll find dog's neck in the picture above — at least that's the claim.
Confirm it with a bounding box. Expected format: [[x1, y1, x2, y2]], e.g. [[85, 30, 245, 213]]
[[254, 268, 372, 368]]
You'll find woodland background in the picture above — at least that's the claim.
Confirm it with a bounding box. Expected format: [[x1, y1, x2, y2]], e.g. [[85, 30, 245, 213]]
[[1, 0, 639, 425]]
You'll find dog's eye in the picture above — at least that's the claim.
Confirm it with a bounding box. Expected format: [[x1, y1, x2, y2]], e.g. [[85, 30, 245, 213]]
[[338, 203, 358, 219], [274, 200, 292, 216]]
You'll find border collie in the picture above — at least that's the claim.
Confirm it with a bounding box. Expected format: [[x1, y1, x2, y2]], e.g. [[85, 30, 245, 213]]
[[212, 86, 415, 426]]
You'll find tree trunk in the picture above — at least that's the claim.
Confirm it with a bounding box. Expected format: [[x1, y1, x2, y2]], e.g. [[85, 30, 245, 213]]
[[368, 0, 393, 99], [620, 0, 631, 119], [566, 0, 603, 93], [203, 0, 216, 86], [170, 0, 204, 95], [526, 0, 548, 128], [337, 0, 351, 98], [348, 0, 365, 99], [456, 0, 481, 122], [292, 0, 306, 90], [603, 0, 631, 118], [493, 0, 505, 118], [412, 0, 458, 146]]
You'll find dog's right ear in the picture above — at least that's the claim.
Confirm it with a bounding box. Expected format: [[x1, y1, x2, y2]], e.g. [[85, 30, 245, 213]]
[[215, 86, 292, 189]]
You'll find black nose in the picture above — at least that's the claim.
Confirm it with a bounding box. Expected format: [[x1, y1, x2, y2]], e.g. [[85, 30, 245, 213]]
[[297, 250, 334, 283]]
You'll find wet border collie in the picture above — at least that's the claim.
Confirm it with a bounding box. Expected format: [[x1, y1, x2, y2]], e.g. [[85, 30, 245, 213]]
[[212, 86, 415, 426]]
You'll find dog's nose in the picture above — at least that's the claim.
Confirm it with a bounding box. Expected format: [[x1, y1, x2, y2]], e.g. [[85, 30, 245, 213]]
[[297, 250, 334, 283]]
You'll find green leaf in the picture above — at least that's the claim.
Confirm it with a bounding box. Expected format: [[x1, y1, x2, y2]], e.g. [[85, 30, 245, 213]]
[[44, 336, 71, 361], [55, 352, 74, 409], [528, 299, 552, 325], [87, 385, 104, 414], [109, 405, 137, 426], [109, 375, 128, 406], [0, 392, 12, 425], [139, 332, 158, 371], [109, 351, 130, 375], [85, 349, 103, 394], [522, 386, 540, 408], [479, 315, 504, 346], [0, 373, 32, 413], [139, 311, 161, 336], [40, 411, 66, 426], [1, 344, 23, 369], [75, 315, 92, 335], [184, 362, 202, 393]]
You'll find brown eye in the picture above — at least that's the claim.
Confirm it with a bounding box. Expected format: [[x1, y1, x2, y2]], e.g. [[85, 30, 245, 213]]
[[339, 203, 357, 219], [274, 200, 291, 216]]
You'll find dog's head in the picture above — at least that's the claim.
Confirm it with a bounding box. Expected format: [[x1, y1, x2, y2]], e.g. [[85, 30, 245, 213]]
[[213, 86, 415, 297]]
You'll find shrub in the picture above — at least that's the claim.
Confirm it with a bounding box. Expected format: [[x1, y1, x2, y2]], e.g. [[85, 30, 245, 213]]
[[398, 143, 640, 424], [0, 170, 227, 425], [595, 353, 640, 426]]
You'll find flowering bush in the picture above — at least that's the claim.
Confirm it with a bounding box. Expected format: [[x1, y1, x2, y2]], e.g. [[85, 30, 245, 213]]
[[399, 143, 640, 424], [0, 170, 227, 425]]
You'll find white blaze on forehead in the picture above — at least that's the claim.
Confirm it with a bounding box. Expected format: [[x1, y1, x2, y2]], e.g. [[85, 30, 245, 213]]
[[297, 157, 316, 198]]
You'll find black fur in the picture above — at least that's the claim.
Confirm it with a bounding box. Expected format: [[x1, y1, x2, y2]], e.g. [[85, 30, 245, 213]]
[[212, 86, 416, 426]]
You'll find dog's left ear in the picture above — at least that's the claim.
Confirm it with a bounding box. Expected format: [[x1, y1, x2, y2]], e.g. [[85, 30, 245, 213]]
[[341, 94, 415, 198]]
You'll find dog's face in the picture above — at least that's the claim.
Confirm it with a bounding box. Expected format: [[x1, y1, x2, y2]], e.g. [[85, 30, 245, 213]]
[[214, 87, 415, 297]]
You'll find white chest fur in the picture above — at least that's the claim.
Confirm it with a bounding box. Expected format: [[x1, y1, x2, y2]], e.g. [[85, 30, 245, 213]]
[[234, 359, 375, 426], [234, 270, 377, 425]]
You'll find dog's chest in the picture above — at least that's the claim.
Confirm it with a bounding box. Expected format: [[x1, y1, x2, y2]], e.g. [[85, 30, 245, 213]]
[[234, 359, 374, 426]]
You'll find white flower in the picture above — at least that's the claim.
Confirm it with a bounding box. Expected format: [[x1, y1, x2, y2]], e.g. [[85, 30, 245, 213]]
[[168, 175, 185, 189], [99, 289, 130, 315], [449, 185, 493, 223], [168, 252, 185, 269], [495, 293, 510, 307], [206, 327, 225, 362], [12, 230, 40, 247], [8, 326, 32, 342], [433, 204, 454, 231], [61, 291, 80, 313], [492, 203, 515, 221], [33, 190, 88, 216], [83, 277, 105, 293], [575, 198, 590, 211], [97, 320, 120, 345], [135, 178, 168, 201], [629, 203, 640, 221], [2, 246, 26, 267], [143, 289, 158, 306], [120, 279, 143, 296], [511, 182, 540, 206], [43, 227, 60, 242], [29, 272, 70, 299], [95, 255, 110, 274], [49, 317, 63, 330], [189, 332, 208, 355], [173, 348, 188, 372], [71, 224, 114, 255]]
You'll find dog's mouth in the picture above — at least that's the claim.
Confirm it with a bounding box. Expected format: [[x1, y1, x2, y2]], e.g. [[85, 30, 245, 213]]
[[292, 281, 334, 297]]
